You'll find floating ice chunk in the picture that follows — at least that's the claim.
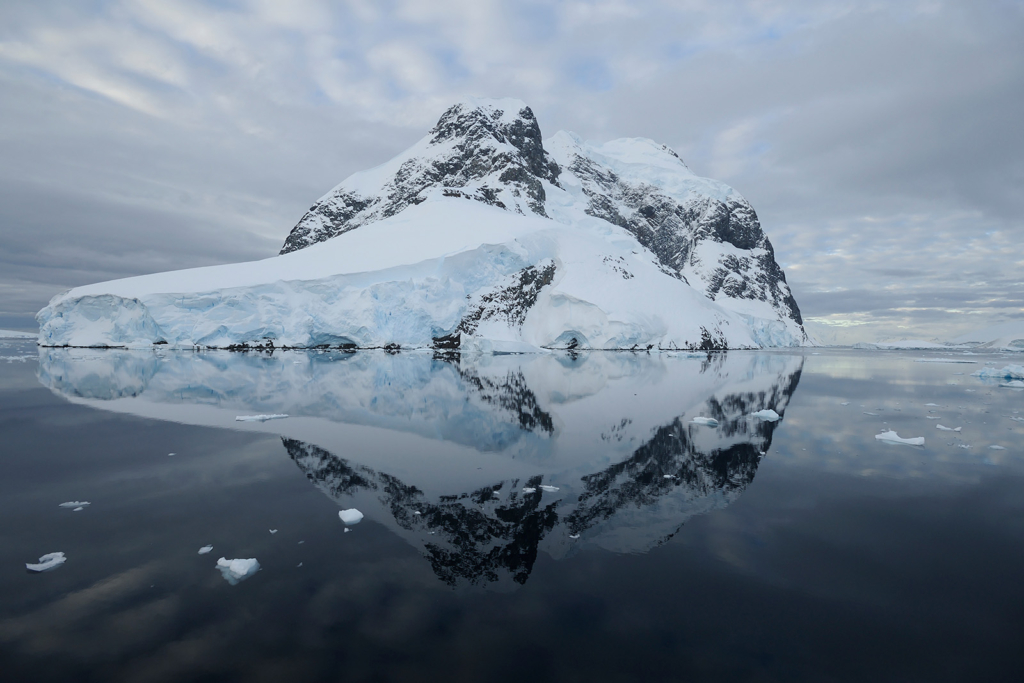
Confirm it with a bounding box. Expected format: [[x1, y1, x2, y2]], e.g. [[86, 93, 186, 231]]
[[198, 545, 213, 554], [344, 528, 351, 533], [297, 562, 303, 567], [26, 552, 66, 572], [521, 487, 537, 493], [539, 485, 560, 492], [338, 508, 364, 525], [863, 412, 878, 416], [924, 403, 941, 407], [235, 414, 289, 422], [965, 389, 976, 392], [840, 402, 850, 406], [216, 557, 259, 584], [926, 416, 940, 419], [569, 534, 580, 540], [750, 409, 780, 422], [1000, 380, 1024, 388], [957, 444, 972, 449], [59, 501, 90, 508], [690, 417, 719, 427], [972, 365, 1024, 380], [663, 474, 675, 479], [875, 430, 925, 446], [935, 425, 962, 432], [73, 506, 84, 512], [989, 445, 1006, 450], [412, 511, 422, 515], [269, 529, 277, 534], [914, 358, 976, 364]]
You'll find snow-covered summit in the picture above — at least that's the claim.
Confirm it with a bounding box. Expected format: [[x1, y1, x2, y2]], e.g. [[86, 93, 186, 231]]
[[280, 97, 560, 254], [37, 98, 808, 350]]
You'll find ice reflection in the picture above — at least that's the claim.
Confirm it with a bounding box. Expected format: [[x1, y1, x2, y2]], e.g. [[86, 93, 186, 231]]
[[38, 348, 803, 587]]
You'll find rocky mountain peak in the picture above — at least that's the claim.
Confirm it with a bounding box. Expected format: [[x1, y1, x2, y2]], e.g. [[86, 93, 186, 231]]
[[279, 97, 561, 255]]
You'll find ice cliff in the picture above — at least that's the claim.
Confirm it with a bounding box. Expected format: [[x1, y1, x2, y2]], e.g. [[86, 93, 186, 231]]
[[37, 97, 808, 350]]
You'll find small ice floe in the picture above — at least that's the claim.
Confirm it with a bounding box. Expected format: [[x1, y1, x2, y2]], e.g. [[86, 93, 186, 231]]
[[914, 358, 976, 364], [297, 562, 303, 567], [875, 430, 925, 447], [198, 545, 214, 555], [269, 529, 277, 534], [989, 445, 1006, 450], [663, 474, 676, 479], [840, 402, 850, 406], [338, 508, 364, 525], [926, 416, 940, 419], [569, 534, 580, 540], [965, 389, 976, 392], [26, 552, 66, 572], [539, 485, 560, 492], [521, 487, 537, 493], [1000, 380, 1024, 388], [925, 403, 941, 407], [957, 444, 972, 449], [344, 528, 351, 533], [168, 452, 175, 457], [935, 425, 962, 432], [234, 414, 289, 422], [216, 557, 259, 585], [863, 412, 878, 416], [750, 409, 780, 422], [412, 511, 422, 516], [59, 501, 90, 509], [690, 417, 719, 427]]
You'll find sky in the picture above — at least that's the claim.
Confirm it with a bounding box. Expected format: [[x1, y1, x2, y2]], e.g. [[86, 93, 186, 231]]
[[0, 0, 1021, 343]]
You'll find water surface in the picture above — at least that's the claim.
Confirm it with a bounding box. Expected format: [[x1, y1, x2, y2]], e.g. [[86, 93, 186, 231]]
[[1, 340, 1022, 681]]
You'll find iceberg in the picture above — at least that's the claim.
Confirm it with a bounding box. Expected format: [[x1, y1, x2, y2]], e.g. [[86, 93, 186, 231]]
[[35, 99, 808, 352], [338, 509, 364, 525], [972, 365, 1024, 381], [749, 409, 781, 421], [26, 552, 66, 572], [875, 431, 925, 447], [216, 557, 259, 585]]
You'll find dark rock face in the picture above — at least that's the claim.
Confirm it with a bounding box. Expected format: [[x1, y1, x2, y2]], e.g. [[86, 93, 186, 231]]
[[279, 100, 561, 255], [558, 146, 804, 329]]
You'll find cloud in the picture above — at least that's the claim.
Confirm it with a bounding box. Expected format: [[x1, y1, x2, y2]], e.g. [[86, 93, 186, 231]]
[[0, 0, 1020, 339]]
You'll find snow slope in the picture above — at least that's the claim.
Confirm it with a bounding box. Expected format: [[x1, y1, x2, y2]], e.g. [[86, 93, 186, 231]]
[[951, 321, 1024, 351], [37, 98, 808, 350]]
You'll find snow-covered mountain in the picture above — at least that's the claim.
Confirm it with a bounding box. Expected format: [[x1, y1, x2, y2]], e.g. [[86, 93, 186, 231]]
[[37, 97, 807, 350], [37, 347, 804, 588]]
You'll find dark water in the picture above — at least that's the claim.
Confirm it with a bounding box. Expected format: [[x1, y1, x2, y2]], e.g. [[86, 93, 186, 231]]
[[1, 338, 1023, 682]]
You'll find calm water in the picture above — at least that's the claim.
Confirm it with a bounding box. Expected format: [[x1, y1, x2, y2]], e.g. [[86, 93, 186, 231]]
[[1, 339, 1022, 682]]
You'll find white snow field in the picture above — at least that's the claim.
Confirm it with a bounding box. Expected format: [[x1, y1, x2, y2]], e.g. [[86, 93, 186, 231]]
[[37, 98, 807, 352]]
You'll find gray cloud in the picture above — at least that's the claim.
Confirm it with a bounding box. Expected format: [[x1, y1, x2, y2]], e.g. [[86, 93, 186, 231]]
[[0, 1, 1021, 340]]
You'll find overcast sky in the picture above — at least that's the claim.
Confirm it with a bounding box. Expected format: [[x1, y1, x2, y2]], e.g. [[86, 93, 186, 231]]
[[1, 0, 1021, 342]]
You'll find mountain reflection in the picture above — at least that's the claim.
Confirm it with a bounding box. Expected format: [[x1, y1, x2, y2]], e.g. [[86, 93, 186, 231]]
[[38, 348, 802, 588]]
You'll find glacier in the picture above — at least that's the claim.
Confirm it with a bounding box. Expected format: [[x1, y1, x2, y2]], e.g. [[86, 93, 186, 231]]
[[37, 98, 809, 351]]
